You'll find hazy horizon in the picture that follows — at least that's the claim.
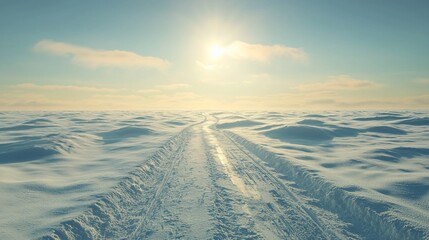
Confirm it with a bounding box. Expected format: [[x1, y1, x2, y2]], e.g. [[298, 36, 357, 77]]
[[1, 1, 428, 110]]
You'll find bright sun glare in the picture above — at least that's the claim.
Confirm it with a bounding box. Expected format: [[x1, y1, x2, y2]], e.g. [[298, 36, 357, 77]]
[[209, 44, 224, 59]]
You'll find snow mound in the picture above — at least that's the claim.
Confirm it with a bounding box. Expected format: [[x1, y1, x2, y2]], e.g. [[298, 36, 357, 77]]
[[264, 125, 334, 143], [296, 120, 360, 137], [0, 144, 58, 164], [397, 117, 429, 126], [377, 180, 429, 200], [0, 124, 52, 131], [370, 147, 429, 162], [51, 133, 101, 154], [164, 120, 186, 126], [266, 113, 285, 118], [354, 116, 409, 121], [254, 124, 284, 131], [297, 119, 325, 126], [23, 118, 54, 125], [99, 126, 156, 142], [217, 120, 263, 129], [0, 133, 100, 164], [332, 126, 361, 137], [133, 116, 151, 120], [221, 115, 247, 120], [366, 126, 407, 135], [303, 114, 329, 118]]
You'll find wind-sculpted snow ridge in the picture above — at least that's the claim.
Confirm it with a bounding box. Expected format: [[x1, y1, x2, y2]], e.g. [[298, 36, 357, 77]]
[[263, 125, 360, 145], [164, 120, 187, 126], [264, 125, 335, 143], [0, 123, 55, 131], [216, 119, 263, 129], [369, 147, 429, 163], [41, 116, 360, 239], [225, 131, 429, 240], [0, 142, 58, 164], [0, 133, 100, 164], [354, 116, 409, 121], [396, 117, 429, 126], [0, 112, 198, 239], [2, 111, 428, 239], [42, 127, 191, 240], [365, 126, 407, 135], [98, 126, 157, 143]]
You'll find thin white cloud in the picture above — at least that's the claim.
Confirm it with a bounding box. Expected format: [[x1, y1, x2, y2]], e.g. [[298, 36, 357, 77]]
[[294, 75, 380, 92], [406, 94, 429, 105], [222, 41, 307, 62], [2, 89, 428, 111], [232, 92, 408, 110], [34, 40, 169, 69], [155, 83, 189, 90], [251, 73, 271, 79], [137, 89, 161, 94], [137, 83, 189, 95], [14, 83, 118, 92], [415, 78, 429, 84], [196, 61, 216, 71]]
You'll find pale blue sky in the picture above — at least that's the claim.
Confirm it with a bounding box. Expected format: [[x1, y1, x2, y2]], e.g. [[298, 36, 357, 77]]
[[1, 0, 428, 110]]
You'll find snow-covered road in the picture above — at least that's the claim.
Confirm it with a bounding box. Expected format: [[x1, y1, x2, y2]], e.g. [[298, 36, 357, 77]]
[[42, 114, 427, 239]]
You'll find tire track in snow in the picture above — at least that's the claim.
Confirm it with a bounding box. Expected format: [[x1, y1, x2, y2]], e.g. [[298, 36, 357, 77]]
[[205, 116, 353, 239], [136, 123, 216, 239], [225, 130, 427, 240], [41, 114, 395, 239], [41, 126, 194, 240], [220, 131, 349, 239], [129, 130, 187, 239], [204, 132, 261, 239], [42, 116, 249, 239]]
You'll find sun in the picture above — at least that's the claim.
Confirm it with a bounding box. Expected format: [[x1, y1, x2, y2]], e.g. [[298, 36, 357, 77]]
[[209, 44, 225, 59]]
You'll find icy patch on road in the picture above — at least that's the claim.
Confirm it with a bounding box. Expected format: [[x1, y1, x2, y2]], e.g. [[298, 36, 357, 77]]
[[204, 121, 260, 201]]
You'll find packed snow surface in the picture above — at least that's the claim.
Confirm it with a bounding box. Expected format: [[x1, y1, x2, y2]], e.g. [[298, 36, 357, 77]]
[[0, 111, 428, 239], [0, 112, 199, 239]]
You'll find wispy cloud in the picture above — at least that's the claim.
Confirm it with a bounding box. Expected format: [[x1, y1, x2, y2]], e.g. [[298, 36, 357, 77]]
[[294, 75, 380, 92], [34, 40, 169, 69], [196, 61, 216, 71], [305, 98, 394, 108], [406, 94, 429, 105], [137, 89, 161, 94], [156, 83, 189, 90], [2, 89, 428, 111], [220, 41, 307, 62], [137, 83, 189, 95], [14, 83, 118, 92], [231, 92, 411, 110], [415, 78, 429, 84]]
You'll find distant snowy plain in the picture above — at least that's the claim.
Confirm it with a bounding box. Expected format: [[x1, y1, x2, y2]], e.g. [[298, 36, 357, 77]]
[[0, 111, 428, 239]]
